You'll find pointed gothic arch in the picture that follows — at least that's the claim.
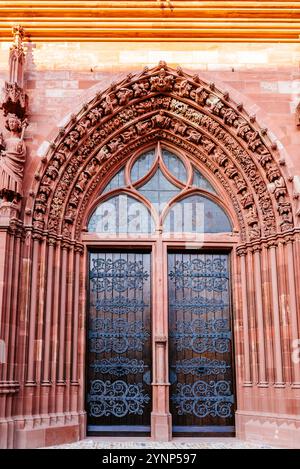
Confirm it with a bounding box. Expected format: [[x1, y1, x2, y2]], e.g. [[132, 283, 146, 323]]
[[29, 63, 294, 245]]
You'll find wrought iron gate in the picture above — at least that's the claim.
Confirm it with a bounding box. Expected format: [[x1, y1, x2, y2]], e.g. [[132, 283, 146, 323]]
[[87, 251, 151, 434], [168, 252, 235, 435]]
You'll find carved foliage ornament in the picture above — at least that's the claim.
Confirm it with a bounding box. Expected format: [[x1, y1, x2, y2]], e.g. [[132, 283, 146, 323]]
[[31, 63, 293, 241]]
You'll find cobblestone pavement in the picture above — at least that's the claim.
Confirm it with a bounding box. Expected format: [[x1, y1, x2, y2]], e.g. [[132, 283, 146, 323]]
[[47, 438, 278, 449]]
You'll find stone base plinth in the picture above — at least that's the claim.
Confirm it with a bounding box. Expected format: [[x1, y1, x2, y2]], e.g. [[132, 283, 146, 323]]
[[236, 411, 300, 449], [151, 413, 172, 442]]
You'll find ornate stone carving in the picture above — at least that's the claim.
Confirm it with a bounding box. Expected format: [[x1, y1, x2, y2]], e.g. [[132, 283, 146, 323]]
[[30, 63, 293, 241], [1, 25, 28, 119], [0, 114, 27, 203]]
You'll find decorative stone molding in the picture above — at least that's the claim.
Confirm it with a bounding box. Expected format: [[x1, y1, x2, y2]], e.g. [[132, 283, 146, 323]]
[[30, 64, 293, 243]]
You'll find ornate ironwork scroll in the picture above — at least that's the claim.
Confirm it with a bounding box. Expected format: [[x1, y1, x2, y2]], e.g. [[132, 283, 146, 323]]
[[90, 357, 146, 376], [89, 318, 150, 353], [169, 258, 228, 292], [173, 357, 230, 377], [170, 319, 231, 353], [172, 380, 234, 418], [90, 258, 149, 292], [93, 297, 148, 314], [88, 380, 150, 418], [169, 296, 228, 314]]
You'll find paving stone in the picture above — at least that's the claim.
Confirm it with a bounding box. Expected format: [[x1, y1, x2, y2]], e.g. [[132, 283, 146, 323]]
[[45, 438, 277, 449]]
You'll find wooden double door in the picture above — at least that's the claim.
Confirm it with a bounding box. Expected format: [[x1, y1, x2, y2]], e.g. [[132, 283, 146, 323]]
[[87, 250, 235, 436]]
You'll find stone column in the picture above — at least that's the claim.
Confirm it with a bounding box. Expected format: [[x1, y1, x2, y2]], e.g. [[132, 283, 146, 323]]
[[151, 239, 171, 441]]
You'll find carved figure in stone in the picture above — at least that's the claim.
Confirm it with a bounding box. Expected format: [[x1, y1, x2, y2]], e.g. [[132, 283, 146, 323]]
[[117, 87, 133, 106], [87, 108, 103, 125], [53, 150, 66, 165], [150, 68, 174, 92], [201, 137, 215, 154], [236, 121, 251, 139], [136, 120, 153, 135], [65, 206, 76, 223], [96, 146, 110, 164], [266, 164, 281, 182], [69, 188, 81, 207], [108, 137, 123, 154], [46, 160, 60, 180], [35, 192, 48, 213], [257, 152, 272, 167], [268, 177, 286, 200], [240, 192, 254, 209], [223, 108, 237, 125], [152, 110, 170, 128], [84, 159, 99, 178], [136, 100, 153, 115], [246, 205, 258, 226], [186, 128, 202, 143], [75, 172, 89, 192], [191, 86, 209, 106], [102, 93, 117, 115], [121, 126, 137, 143], [224, 163, 238, 179], [0, 114, 27, 202], [175, 79, 192, 97], [211, 99, 224, 116], [247, 131, 261, 151], [132, 81, 149, 97], [212, 147, 228, 166], [171, 119, 187, 136], [65, 130, 80, 149], [234, 175, 247, 193]]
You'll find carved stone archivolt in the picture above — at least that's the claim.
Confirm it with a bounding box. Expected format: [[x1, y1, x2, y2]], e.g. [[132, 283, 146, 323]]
[[30, 63, 294, 242]]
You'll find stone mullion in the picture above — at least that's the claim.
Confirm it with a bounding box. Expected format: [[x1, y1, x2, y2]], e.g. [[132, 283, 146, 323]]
[[151, 239, 171, 441]]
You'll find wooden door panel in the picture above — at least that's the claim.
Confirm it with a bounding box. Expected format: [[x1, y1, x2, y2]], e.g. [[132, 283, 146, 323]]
[[168, 252, 235, 435], [87, 251, 151, 434]]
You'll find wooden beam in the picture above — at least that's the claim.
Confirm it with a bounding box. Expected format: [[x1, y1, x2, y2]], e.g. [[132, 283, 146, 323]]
[[0, 1, 300, 42]]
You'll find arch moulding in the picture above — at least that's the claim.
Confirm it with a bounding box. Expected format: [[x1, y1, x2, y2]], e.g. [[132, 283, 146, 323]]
[[28, 62, 296, 246]]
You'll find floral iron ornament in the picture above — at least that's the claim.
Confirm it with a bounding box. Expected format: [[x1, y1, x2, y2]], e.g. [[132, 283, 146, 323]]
[[88, 379, 150, 418]]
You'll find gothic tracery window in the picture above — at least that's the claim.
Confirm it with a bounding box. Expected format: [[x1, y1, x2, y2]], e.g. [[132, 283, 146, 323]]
[[88, 143, 232, 235]]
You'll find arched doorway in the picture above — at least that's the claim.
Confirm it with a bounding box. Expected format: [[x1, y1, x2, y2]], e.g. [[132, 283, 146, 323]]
[[84, 142, 237, 437], [2, 63, 297, 448]]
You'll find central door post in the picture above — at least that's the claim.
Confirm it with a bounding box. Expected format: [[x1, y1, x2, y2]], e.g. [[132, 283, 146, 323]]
[[151, 239, 172, 441]]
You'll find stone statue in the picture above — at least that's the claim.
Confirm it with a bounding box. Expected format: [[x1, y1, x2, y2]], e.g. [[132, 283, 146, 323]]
[[0, 114, 27, 203]]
